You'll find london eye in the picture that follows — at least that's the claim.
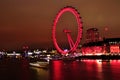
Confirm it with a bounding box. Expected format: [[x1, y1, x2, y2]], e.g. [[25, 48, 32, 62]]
[[52, 6, 83, 54]]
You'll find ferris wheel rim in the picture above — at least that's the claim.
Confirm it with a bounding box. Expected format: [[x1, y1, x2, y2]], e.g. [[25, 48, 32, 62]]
[[52, 6, 83, 54]]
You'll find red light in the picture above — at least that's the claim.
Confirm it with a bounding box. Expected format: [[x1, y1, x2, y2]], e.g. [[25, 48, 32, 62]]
[[82, 46, 103, 55], [110, 45, 119, 53]]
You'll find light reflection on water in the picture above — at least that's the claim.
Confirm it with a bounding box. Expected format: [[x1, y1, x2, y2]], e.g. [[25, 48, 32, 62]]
[[1, 59, 120, 80], [49, 59, 120, 80], [30, 67, 49, 80], [30, 59, 120, 80]]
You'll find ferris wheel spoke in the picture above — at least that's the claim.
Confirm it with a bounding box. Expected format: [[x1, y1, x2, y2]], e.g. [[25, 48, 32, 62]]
[[67, 33, 75, 49], [67, 35, 73, 49]]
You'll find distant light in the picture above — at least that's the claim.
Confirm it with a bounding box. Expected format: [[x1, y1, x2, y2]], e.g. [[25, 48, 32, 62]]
[[28, 52, 33, 55], [47, 55, 50, 57], [42, 50, 47, 53], [104, 27, 108, 31], [34, 49, 41, 54], [64, 49, 68, 52]]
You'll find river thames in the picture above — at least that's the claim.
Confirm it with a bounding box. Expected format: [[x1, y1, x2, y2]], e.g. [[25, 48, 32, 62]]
[[0, 58, 120, 80]]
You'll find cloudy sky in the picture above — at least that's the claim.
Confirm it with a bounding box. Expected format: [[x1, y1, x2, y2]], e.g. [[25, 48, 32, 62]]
[[0, 0, 120, 51]]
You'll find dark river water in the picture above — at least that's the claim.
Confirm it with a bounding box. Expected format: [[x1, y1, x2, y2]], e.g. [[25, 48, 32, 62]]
[[0, 58, 120, 80]]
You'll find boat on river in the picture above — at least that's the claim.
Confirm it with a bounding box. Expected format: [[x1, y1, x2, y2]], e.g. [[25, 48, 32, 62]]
[[29, 61, 49, 68]]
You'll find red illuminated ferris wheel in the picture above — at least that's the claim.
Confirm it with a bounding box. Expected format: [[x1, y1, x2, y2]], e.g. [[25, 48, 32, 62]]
[[52, 6, 83, 54]]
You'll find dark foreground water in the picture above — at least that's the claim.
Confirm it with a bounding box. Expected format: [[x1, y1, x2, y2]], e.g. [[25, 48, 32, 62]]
[[0, 58, 120, 80]]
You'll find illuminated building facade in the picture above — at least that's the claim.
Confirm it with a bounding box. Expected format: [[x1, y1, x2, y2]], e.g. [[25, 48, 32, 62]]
[[82, 41, 104, 56], [104, 38, 120, 54], [86, 28, 100, 43], [82, 38, 120, 55]]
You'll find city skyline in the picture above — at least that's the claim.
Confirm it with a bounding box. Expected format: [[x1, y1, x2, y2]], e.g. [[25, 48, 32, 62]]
[[0, 0, 120, 51]]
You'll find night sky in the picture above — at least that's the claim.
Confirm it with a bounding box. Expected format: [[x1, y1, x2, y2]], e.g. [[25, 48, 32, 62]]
[[0, 0, 120, 51]]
